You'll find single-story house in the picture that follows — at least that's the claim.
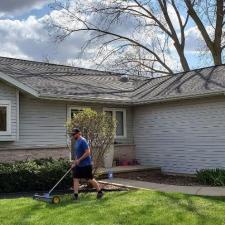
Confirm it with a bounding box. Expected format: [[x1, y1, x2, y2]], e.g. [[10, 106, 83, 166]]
[[1, 56, 225, 174]]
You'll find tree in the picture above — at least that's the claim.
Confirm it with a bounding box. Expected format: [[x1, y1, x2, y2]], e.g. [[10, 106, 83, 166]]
[[67, 108, 116, 175], [184, 0, 225, 65], [49, 0, 225, 76]]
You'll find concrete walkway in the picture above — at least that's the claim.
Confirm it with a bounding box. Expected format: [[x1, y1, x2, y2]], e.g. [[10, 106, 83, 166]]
[[100, 178, 225, 196], [97, 165, 159, 175]]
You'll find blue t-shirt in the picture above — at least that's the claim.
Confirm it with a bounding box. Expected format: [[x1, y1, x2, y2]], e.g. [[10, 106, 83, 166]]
[[74, 137, 92, 167]]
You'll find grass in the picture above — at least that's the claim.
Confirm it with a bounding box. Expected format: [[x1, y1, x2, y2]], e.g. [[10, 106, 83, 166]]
[[1, 190, 225, 225]]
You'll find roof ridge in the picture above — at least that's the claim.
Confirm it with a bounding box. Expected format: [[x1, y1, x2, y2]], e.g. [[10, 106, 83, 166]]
[[1, 56, 224, 81], [0, 56, 144, 79], [155, 64, 224, 79], [0, 56, 112, 73]]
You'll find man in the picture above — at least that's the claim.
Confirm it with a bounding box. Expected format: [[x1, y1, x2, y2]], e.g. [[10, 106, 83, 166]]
[[71, 128, 103, 200]]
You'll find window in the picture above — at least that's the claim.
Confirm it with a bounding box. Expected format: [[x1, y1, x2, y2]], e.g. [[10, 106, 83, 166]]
[[0, 107, 6, 131], [67, 106, 87, 160], [0, 101, 11, 135], [71, 109, 83, 119], [67, 106, 88, 123], [103, 108, 126, 138]]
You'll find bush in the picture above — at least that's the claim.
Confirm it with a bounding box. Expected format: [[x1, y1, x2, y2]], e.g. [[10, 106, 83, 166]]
[[67, 108, 116, 174], [0, 158, 72, 193], [196, 168, 225, 186]]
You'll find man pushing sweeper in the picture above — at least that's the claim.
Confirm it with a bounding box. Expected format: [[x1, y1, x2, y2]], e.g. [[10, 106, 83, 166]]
[[70, 128, 103, 201]]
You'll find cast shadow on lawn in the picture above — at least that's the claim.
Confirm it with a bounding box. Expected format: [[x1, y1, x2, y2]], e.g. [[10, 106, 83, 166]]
[[44, 190, 131, 208], [9, 190, 225, 225], [11, 202, 45, 225], [158, 191, 225, 225], [12, 192, 131, 225]]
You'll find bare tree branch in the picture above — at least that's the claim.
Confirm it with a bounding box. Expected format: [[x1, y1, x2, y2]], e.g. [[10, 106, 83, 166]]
[[49, 0, 225, 76], [185, 0, 225, 65]]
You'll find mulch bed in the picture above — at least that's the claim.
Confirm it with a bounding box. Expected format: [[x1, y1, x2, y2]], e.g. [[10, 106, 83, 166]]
[[1, 170, 200, 197], [114, 170, 200, 186], [80, 183, 129, 192]]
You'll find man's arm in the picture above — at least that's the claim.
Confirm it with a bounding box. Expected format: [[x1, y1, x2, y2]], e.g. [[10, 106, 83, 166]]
[[76, 148, 90, 165], [71, 148, 90, 167]]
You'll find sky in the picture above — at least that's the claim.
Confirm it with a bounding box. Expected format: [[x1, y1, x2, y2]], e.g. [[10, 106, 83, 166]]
[[0, 0, 95, 68], [0, 0, 214, 72]]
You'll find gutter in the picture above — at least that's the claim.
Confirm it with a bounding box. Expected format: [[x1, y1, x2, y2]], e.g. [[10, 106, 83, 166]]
[[40, 90, 225, 106], [131, 90, 225, 106], [39, 95, 132, 105]]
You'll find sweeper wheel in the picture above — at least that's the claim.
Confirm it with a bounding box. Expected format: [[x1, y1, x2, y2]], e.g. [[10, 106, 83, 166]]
[[52, 196, 60, 204]]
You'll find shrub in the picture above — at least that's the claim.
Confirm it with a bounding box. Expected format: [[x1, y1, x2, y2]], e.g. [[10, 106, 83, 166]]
[[196, 168, 225, 186], [0, 158, 72, 193], [67, 108, 116, 174]]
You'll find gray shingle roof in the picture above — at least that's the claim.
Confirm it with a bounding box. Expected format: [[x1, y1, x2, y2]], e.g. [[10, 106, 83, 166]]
[[132, 66, 225, 103], [0, 57, 147, 102], [1, 56, 225, 104]]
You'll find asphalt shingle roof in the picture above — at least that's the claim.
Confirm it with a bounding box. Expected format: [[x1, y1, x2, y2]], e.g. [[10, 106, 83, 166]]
[[1, 56, 225, 104], [132, 66, 225, 103], [0, 57, 147, 102]]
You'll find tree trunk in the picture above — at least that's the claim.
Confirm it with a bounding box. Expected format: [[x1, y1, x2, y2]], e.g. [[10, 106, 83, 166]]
[[174, 43, 190, 71], [213, 0, 224, 65], [212, 48, 222, 65], [185, 0, 224, 66]]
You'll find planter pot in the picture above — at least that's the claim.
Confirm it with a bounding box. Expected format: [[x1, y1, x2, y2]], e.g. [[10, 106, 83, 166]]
[[104, 144, 114, 168]]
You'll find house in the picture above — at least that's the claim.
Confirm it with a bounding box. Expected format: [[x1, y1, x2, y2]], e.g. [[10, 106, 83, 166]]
[[1, 56, 225, 174]]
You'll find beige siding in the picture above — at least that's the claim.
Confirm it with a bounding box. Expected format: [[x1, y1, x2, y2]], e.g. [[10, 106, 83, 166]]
[[0, 81, 17, 141], [134, 97, 225, 174]]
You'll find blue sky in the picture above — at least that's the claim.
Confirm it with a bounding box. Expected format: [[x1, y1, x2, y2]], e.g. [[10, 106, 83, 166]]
[[15, 4, 52, 20], [0, 0, 212, 72]]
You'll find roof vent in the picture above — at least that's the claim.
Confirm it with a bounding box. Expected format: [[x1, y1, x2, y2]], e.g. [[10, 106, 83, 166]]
[[119, 75, 129, 82]]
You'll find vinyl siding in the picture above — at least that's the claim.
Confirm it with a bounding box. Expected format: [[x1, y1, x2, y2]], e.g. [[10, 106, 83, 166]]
[[134, 97, 225, 174], [0, 94, 133, 149], [0, 95, 68, 148], [0, 81, 17, 141]]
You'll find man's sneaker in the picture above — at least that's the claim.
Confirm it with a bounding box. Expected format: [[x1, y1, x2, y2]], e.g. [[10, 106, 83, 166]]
[[97, 191, 104, 199], [73, 193, 79, 201]]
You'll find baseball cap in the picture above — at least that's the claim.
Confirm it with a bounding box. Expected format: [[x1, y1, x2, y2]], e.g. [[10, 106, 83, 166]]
[[71, 128, 81, 135]]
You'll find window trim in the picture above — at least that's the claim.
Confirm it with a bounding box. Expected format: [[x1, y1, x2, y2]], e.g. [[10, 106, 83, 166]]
[[67, 105, 89, 123], [0, 100, 11, 135], [103, 108, 127, 139]]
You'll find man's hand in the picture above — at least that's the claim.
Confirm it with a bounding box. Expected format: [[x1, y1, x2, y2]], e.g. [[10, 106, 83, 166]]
[[71, 159, 80, 168], [71, 162, 76, 168], [75, 159, 80, 165]]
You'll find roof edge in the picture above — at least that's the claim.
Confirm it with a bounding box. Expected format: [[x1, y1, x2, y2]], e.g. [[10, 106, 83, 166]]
[[0, 72, 39, 97], [132, 91, 225, 105], [39, 90, 225, 106], [39, 95, 132, 105]]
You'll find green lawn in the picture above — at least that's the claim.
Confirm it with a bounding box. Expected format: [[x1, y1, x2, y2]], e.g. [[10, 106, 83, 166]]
[[1, 190, 225, 225]]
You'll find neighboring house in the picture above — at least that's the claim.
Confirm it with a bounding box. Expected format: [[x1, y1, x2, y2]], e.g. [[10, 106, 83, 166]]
[[1, 57, 225, 174]]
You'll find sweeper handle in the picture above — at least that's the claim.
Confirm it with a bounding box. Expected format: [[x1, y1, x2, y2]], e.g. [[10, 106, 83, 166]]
[[48, 167, 72, 195]]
